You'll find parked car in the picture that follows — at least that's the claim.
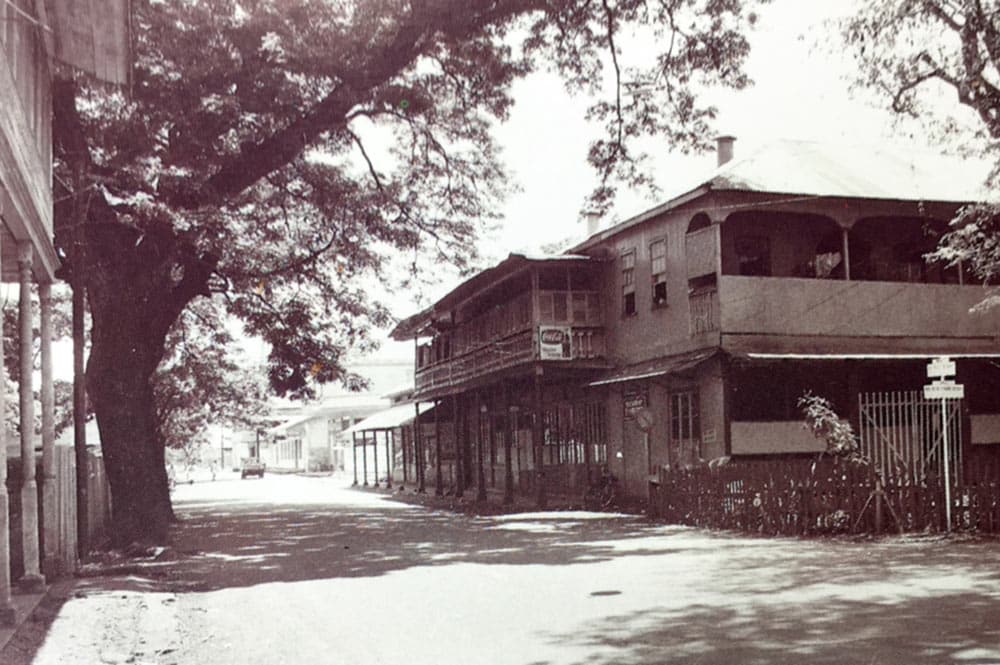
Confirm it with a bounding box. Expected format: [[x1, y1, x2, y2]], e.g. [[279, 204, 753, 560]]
[[241, 457, 266, 479]]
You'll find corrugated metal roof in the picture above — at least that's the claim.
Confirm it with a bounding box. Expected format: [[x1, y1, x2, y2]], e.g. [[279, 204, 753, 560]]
[[588, 349, 718, 386], [269, 393, 390, 433], [344, 402, 436, 434], [573, 140, 992, 253], [706, 140, 990, 202]]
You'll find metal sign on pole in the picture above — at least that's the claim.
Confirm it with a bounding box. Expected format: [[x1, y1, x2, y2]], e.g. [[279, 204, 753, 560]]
[[927, 356, 956, 379], [923, 358, 962, 533], [922, 380, 965, 400]]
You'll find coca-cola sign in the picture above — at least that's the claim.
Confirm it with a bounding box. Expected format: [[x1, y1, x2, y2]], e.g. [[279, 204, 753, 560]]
[[540, 329, 565, 344], [538, 326, 571, 360]]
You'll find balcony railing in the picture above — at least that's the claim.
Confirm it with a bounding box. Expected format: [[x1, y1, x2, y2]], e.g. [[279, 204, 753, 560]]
[[418, 290, 603, 368], [416, 326, 607, 393], [716, 275, 1000, 340]]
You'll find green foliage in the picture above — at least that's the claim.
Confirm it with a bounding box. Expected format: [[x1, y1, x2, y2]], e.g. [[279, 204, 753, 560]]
[[798, 392, 859, 459], [57, 0, 764, 399], [841, 0, 998, 150], [52, 0, 766, 542], [841, 1, 1000, 308], [154, 299, 268, 454]]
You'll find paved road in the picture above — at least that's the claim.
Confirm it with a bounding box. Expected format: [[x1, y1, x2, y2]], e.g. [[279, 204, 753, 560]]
[[25, 474, 1000, 665]]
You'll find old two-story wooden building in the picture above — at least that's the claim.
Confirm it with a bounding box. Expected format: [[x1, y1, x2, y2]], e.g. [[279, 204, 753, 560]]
[[391, 138, 1000, 505], [1, 0, 129, 624]]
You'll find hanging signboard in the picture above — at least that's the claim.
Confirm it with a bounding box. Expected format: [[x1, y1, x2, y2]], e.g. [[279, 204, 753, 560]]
[[635, 407, 654, 432], [538, 326, 572, 360], [623, 387, 648, 420]]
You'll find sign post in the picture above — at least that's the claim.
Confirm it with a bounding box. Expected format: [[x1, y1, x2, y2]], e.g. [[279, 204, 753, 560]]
[[923, 357, 964, 532]]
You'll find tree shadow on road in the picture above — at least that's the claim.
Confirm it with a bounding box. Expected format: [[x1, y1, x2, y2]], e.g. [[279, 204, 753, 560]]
[[103, 488, 684, 593], [546, 538, 1000, 665], [74, 482, 1000, 664], [552, 592, 1000, 665]]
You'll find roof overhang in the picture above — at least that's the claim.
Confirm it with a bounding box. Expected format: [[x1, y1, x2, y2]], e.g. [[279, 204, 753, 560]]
[[44, 0, 132, 85], [740, 353, 1000, 361], [344, 402, 436, 434], [589, 349, 718, 386]]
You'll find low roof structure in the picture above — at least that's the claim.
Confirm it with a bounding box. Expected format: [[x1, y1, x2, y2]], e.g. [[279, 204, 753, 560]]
[[344, 402, 436, 435], [588, 349, 719, 386], [269, 393, 390, 435]]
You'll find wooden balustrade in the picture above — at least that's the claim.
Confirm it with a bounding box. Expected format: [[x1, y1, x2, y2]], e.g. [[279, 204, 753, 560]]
[[689, 288, 719, 334], [416, 326, 607, 393]]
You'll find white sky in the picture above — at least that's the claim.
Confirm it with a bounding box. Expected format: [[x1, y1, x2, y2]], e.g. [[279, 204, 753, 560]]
[[486, 0, 877, 256], [375, 0, 949, 360]]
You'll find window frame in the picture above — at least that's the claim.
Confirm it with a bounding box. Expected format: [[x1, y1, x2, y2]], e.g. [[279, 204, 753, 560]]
[[670, 390, 702, 463], [649, 237, 668, 308], [621, 248, 637, 317]]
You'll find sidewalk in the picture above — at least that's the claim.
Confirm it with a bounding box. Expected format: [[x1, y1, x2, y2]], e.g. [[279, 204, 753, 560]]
[[0, 581, 75, 665], [0, 589, 46, 649]]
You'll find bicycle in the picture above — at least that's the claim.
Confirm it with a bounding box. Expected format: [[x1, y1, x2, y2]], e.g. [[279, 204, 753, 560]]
[[582, 465, 618, 511]]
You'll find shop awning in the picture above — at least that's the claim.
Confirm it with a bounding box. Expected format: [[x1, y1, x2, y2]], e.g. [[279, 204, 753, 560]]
[[588, 349, 718, 386], [344, 402, 436, 434], [741, 353, 1000, 360]]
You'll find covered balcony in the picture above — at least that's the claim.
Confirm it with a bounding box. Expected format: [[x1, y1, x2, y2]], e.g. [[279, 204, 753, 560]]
[[683, 209, 998, 353], [392, 254, 609, 397]]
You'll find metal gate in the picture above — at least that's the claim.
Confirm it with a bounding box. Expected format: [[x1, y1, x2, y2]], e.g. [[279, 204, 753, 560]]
[[858, 390, 962, 483]]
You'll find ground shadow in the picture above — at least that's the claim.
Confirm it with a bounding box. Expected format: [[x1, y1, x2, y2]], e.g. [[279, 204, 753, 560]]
[[552, 592, 1000, 665], [548, 538, 1000, 665], [93, 485, 682, 594], [72, 479, 1000, 665]]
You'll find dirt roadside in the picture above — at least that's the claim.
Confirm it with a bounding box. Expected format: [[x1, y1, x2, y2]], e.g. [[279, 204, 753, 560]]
[[0, 581, 77, 665]]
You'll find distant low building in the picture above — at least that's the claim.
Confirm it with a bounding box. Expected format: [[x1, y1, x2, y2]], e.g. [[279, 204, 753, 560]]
[[266, 393, 389, 472], [260, 359, 412, 472]]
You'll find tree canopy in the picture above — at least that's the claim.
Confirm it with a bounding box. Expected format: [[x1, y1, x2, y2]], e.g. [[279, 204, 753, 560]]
[[54, 0, 765, 544], [843, 0, 1000, 292]]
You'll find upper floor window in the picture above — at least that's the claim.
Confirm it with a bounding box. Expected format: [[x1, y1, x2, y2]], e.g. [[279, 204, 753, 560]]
[[621, 249, 636, 316], [650, 238, 667, 307], [736, 235, 770, 276]]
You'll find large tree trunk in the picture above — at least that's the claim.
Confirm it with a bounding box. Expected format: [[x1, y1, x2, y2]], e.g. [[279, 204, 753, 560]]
[[53, 79, 217, 548], [81, 221, 216, 547], [87, 314, 175, 546]]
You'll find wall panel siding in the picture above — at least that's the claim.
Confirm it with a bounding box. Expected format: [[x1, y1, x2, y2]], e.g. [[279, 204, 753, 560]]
[[971, 414, 1000, 445], [718, 276, 1000, 339], [731, 421, 827, 454], [605, 204, 721, 366]]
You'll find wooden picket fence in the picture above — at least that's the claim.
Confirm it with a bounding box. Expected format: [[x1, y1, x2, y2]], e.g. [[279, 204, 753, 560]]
[[649, 457, 1000, 536], [8, 447, 112, 579]]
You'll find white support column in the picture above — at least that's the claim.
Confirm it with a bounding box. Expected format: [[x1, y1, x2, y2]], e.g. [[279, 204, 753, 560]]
[[0, 233, 16, 625], [18, 241, 44, 590], [40, 281, 57, 576]]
